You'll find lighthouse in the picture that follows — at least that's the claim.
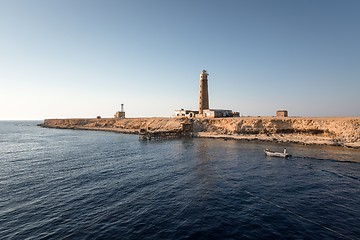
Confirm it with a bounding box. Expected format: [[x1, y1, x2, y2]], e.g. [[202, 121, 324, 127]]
[[198, 70, 209, 114]]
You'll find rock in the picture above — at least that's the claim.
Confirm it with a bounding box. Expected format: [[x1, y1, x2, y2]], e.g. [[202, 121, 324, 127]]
[[41, 116, 360, 148]]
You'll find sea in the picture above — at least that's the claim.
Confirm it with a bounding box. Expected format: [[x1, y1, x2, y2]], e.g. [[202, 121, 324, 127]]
[[1, 121, 360, 240]]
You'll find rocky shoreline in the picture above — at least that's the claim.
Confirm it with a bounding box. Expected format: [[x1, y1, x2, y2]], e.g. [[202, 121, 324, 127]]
[[41, 117, 360, 148]]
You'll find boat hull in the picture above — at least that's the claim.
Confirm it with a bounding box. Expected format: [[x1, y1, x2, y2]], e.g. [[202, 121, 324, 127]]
[[264, 150, 291, 158]]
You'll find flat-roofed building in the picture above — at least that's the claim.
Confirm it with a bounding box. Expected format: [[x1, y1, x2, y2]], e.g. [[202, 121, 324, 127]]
[[201, 109, 239, 118], [276, 110, 288, 117], [174, 109, 198, 118]]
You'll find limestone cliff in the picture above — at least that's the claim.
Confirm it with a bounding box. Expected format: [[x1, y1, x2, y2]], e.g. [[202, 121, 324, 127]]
[[42, 117, 360, 148], [42, 118, 184, 134], [192, 117, 360, 148]]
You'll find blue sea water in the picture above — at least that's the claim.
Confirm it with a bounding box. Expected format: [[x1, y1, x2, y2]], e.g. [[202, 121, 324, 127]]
[[1, 121, 360, 240]]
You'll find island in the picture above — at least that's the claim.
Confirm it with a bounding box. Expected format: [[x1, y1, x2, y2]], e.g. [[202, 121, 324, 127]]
[[41, 116, 360, 148]]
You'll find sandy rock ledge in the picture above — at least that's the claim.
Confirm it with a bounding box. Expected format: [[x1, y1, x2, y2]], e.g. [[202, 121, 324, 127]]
[[41, 117, 360, 148]]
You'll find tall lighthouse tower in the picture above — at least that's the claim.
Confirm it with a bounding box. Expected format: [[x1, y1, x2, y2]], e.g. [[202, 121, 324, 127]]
[[198, 70, 209, 114]]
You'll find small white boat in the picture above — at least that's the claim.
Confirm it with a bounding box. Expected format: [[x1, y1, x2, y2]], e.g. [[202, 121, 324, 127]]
[[264, 148, 291, 158]]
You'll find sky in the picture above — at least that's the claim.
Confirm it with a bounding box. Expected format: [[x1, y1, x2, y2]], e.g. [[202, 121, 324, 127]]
[[0, 0, 359, 120]]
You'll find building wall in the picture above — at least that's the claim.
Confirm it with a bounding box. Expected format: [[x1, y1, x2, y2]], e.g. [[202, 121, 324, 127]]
[[203, 109, 236, 118], [175, 109, 198, 118], [276, 110, 288, 117], [114, 111, 126, 118]]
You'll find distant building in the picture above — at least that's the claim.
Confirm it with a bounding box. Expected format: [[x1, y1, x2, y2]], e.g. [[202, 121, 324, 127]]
[[114, 104, 126, 119], [202, 109, 239, 118], [276, 110, 288, 117], [174, 109, 198, 118], [114, 111, 125, 118]]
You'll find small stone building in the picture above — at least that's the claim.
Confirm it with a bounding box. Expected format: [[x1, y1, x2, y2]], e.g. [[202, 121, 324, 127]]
[[276, 110, 288, 117], [114, 111, 125, 119]]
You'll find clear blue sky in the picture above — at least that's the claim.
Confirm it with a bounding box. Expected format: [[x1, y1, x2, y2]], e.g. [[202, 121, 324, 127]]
[[1, 0, 359, 119]]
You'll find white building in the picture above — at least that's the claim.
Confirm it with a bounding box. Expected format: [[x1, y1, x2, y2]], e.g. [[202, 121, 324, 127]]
[[174, 109, 199, 118]]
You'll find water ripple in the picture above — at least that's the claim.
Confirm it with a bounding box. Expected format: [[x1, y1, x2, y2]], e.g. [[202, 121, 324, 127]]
[[1, 121, 360, 239]]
